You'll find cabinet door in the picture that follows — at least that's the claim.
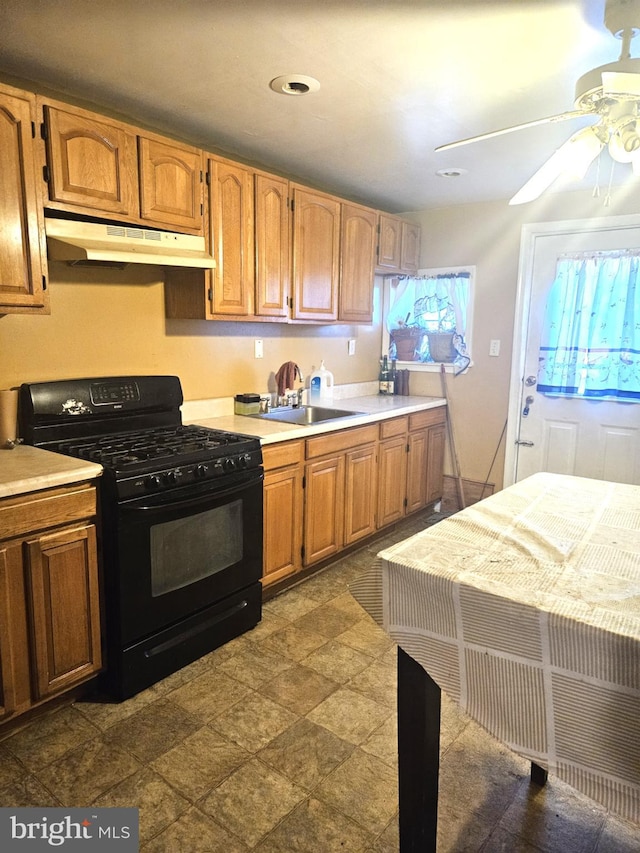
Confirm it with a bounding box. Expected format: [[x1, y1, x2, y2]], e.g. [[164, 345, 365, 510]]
[[406, 428, 429, 514], [339, 203, 376, 323], [400, 221, 421, 272], [255, 173, 289, 318], [139, 137, 203, 232], [304, 455, 345, 565], [0, 546, 17, 718], [291, 187, 340, 321], [344, 443, 378, 545], [0, 86, 48, 314], [426, 423, 446, 504], [263, 464, 303, 586], [26, 524, 102, 700], [377, 436, 408, 528], [377, 214, 401, 271], [43, 103, 138, 217], [209, 158, 255, 315]]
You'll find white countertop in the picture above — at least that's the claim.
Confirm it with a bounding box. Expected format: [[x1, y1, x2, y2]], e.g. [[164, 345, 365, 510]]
[[187, 394, 447, 444], [0, 445, 103, 499], [0, 394, 445, 498]]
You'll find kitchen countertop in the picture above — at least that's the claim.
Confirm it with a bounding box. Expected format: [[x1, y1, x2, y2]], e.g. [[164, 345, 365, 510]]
[[188, 394, 447, 444], [0, 395, 446, 499], [0, 445, 103, 500]]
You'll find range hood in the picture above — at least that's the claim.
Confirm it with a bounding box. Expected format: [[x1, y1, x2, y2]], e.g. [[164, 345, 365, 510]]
[[45, 218, 216, 269]]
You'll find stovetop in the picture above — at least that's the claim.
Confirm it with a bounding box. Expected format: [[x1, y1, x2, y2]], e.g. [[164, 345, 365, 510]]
[[19, 375, 263, 500], [52, 424, 257, 470]]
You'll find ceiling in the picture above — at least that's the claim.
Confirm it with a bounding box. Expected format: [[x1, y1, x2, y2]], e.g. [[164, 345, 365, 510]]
[[0, 0, 632, 213]]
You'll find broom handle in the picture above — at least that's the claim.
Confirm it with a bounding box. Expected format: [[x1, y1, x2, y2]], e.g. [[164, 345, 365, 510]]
[[440, 364, 466, 510]]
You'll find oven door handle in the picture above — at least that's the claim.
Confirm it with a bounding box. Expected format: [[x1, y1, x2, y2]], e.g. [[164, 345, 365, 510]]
[[121, 474, 263, 513]]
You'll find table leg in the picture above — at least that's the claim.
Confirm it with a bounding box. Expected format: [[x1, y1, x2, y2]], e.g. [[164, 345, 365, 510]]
[[531, 762, 548, 786], [397, 646, 441, 853]]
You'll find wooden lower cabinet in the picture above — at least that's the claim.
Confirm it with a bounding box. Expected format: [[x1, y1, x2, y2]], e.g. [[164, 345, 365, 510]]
[[262, 441, 304, 586], [261, 409, 446, 588], [0, 481, 102, 723]]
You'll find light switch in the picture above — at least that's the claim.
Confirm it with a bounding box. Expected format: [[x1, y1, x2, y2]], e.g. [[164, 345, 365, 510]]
[[254, 339, 263, 359], [348, 339, 356, 356], [489, 339, 500, 357]]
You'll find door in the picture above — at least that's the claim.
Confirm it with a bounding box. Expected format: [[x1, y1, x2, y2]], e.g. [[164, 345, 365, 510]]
[[291, 186, 340, 321], [506, 216, 640, 485], [139, 136, 203, 232]]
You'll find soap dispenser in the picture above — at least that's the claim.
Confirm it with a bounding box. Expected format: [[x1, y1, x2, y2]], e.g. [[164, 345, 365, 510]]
[[309, 361, 334, 404]]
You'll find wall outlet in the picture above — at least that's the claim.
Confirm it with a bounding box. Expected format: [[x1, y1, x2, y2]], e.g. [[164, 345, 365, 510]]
[[254, 339, 263, 359], [489, 339, 500, 357], [348, 339, 356, 356]]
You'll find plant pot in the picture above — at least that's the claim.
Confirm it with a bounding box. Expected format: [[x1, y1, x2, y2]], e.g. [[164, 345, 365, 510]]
[[391, 328, 423, 360], [426, 332, 456, 363]]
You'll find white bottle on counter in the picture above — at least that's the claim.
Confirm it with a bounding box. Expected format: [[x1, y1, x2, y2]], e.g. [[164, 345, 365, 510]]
[[309, 361, 334, 404]]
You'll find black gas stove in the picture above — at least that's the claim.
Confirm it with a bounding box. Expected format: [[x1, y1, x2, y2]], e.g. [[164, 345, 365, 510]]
[[19, 376, 262, 500], [19, 376, 264, 700]]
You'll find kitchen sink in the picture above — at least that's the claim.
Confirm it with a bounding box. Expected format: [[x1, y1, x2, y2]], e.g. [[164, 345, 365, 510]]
[[251, 405, 365, 425]]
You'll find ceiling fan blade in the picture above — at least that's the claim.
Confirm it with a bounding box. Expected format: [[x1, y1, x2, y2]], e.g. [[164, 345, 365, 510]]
[[435, 110, 589, 153], [509, 126, 604, 206]]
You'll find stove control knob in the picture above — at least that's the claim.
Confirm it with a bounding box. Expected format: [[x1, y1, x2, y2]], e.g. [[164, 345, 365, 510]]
[[164, 469, 179, 485], [223, 457, 236, 473], [145, 474, 162, 490], [194, 464, 209, 479], [237, 453, 251, 469]]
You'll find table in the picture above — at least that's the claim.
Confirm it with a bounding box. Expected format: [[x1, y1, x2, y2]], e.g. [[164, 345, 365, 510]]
[[350, 473, 640, 850]]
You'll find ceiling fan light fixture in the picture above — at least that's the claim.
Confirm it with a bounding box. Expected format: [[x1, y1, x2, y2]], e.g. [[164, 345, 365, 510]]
[[269, 74, 320, 96], [436, 168, 467, 178]]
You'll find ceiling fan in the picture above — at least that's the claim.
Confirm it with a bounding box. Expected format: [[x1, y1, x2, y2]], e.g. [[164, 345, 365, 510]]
[[435, 0, 640, 204]]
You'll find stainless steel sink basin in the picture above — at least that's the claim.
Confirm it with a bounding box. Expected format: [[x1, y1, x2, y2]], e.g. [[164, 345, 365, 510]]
[[251, 405, 365, 425]]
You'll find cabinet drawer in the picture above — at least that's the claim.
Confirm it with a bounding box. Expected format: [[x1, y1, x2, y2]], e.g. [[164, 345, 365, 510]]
[[306, 424, 378, 460], [379, 416, 408, 440], [262, 440, 304, 471], [0, 483, 96, 542], [409, 407, 446, 431]]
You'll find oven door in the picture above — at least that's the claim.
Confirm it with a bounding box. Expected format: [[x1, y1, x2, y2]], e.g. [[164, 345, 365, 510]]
[[111, 467, 263, 645]]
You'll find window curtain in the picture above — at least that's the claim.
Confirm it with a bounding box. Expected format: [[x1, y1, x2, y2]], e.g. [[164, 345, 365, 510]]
[[538, 251, 640, 400], [386, 273, 470, 369]]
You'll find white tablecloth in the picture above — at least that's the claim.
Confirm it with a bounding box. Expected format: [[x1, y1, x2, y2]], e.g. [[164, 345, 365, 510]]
[[351, 472, 640, 823]]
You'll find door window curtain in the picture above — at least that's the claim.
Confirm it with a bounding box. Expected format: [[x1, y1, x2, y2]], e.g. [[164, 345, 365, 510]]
[[386, 272, 470, 369], [538, 251, 640, 400]]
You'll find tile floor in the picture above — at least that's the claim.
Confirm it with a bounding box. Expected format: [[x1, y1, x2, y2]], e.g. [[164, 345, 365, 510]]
[[1, 509, 638, 852]]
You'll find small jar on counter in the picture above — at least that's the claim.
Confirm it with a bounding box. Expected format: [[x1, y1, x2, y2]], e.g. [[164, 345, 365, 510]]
[[234, 393, 261, 415]]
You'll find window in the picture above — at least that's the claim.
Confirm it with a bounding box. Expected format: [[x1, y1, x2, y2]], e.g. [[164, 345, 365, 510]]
[[382, 267, 474, 373], [538, 251, 640, 401]]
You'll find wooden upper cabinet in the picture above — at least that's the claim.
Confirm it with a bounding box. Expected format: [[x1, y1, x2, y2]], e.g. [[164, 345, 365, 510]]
[[139, 136, 203, 233], [208, 156, 255, 315], [291, 186, 340, 322], [0, 85, 48, 315], [255, 172, 289, 318], [401, 220, 421, 272], [376, 213, 421, 274], [339, 202, 376, 323], [42, 101, 138, 217], [377, 213, 402, 271]]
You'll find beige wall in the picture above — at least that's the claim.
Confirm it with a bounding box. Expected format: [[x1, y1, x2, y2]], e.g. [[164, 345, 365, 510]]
[[0, 265, 384, 402], [406, 184, 640, 490], [2, 184, 638, 493]]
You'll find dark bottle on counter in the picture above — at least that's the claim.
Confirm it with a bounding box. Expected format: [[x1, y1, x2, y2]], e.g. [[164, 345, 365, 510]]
[[391, 358, 397, 395], [379, 356, 393, 395]]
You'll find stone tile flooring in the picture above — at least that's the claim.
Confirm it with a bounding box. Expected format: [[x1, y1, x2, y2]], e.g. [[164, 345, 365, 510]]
[[1, 509, 638, 851]]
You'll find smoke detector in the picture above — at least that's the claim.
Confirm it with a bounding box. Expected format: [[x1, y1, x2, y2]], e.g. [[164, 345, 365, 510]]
[[269, 74, 320, 95]]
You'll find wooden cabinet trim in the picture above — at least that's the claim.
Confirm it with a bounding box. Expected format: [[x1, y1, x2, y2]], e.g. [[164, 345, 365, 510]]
[[306, 424, 379, 459], [379, 416, 408, 440], [409, 408, 446, 431], [0, 483, 96, 542], [262, 440, 304, 471]]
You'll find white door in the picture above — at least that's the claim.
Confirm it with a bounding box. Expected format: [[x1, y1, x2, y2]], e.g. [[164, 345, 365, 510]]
[[505, 215, 640, 486]]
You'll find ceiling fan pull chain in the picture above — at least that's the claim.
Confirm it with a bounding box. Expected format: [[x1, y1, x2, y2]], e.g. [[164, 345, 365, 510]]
[[604, 158, 616, 206], [592, 149, 602, 198]]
